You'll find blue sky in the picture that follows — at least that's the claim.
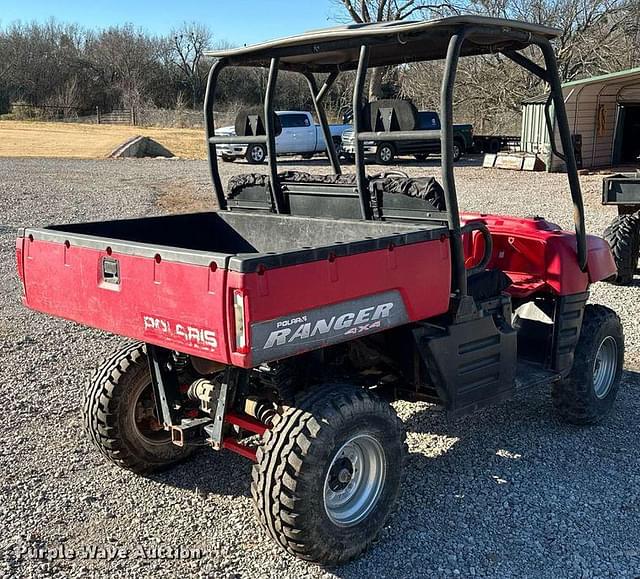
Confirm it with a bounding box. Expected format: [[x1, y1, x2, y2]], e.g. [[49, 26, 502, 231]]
[[0, 1, 343, 46]]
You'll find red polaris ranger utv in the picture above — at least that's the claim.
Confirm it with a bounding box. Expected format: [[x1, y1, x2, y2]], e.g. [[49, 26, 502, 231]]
[[16, 16, 624, 565]]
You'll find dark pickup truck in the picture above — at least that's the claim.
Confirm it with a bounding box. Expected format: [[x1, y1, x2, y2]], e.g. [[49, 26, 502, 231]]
[[342, 105, 473, 164]]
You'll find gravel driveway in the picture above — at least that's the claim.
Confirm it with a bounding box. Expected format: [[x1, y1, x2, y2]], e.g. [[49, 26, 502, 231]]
[[1, 157, 639, 578]]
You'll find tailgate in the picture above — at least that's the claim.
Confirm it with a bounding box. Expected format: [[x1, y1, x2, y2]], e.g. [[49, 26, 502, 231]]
[[18, 229, 233, 364]]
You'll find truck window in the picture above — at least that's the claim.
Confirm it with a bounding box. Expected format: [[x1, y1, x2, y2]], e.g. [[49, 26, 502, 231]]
[[279, 114, 311, 128], [417, 112, 440, 130]]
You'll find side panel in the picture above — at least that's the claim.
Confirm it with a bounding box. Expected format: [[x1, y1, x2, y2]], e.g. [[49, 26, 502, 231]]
[[22, 238, 231, 363], [275, 128, 296, 153]]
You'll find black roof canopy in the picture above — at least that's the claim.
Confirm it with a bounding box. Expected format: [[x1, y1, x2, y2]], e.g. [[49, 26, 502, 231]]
[[205, 16, 560, 72]]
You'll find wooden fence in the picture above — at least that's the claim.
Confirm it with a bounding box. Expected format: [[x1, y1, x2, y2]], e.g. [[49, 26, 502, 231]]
[[96, 108, 136, 125]]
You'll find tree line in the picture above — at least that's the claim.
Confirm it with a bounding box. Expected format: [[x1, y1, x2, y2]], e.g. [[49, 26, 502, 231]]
[[1, 0, 639, 132]]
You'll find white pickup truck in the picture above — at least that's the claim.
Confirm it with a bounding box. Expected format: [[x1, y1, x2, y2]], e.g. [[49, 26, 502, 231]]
[[216, 111, 351, 164]]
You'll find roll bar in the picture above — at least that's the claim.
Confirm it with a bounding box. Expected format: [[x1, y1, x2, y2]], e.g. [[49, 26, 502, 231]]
[[203, 23, 588, 298]]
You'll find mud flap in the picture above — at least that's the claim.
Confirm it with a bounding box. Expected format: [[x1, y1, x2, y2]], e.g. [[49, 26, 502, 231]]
[[551, 292, 588, 376], [413, 314, 517, 419]]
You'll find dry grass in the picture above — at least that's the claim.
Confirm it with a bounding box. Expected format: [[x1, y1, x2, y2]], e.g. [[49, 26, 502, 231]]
[[0, 120, 207, 160]]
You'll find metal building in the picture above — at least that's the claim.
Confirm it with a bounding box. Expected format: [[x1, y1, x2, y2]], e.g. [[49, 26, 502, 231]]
[[521, 67, 640, 171]]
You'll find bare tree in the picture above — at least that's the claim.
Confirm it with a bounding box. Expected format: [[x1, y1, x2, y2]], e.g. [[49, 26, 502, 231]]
[[169, 22, 213, 107], [333, 0, 461, 98], [400, 0, 640, 132], [468, 0, 635, 81]]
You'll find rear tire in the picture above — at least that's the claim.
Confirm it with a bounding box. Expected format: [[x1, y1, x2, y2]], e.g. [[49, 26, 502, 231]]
[[487, 138, 501, 154], [603, 213, 640, 285], [246, 144, 267, 164], [552, 305, 624, 425], [376, 143, 395, 165], [83, 343, 193, 474], [251, 384, 406, 565]]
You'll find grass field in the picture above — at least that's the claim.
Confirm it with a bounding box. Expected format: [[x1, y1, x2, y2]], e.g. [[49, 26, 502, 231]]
[[0, 120, 207, 159]]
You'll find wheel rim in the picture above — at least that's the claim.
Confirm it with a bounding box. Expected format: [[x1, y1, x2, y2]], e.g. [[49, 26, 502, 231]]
[[593, 335, 618, 399], [380, 147, 392, 162], [453, 144, 461, 159], [323, 434, 386, 527], [130, 383, 171, 446], [251, 146, 264, 162]]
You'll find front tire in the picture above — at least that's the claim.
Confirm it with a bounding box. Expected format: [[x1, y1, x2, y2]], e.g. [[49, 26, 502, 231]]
[[83, 343, 193, 474], [246, 144, 267, 164], [603, 213, 640, 285], [453, 139, 464, 162], [251, 384, 406, 565], [376, 143, 395, 165], [330, 137, 343, 158], [552, 305, 624, 425]]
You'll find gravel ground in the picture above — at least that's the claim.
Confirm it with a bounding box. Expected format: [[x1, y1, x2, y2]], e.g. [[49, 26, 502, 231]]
[[1, 156, 639, 578]]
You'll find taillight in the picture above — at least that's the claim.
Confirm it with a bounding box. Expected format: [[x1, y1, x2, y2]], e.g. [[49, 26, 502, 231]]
[[16, 237, 26, 297], [233, 289, 249, 354]]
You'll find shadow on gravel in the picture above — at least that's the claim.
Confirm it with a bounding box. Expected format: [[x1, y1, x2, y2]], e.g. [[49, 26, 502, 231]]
[[148, 448, 253, 497], [404, 368, 640, 436]]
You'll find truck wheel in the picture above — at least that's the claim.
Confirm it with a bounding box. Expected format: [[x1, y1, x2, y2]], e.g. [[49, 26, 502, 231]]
[[603, 213, 640, 285], [83, 343, 193, 474], [331, 136, 343, 157], [487, 138, 501, 155], [376, 143, 395, 165], [246, 144, 267, 164], [552, 305, 624, 425], [453, 139, 464, 162], [221, 155, 235, 163], [252, 384, 406, 565]]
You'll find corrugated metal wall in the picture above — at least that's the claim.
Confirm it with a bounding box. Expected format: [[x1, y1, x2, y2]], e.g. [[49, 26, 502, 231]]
[[521, 102, 550, 156], [521, 76, 640, 171]]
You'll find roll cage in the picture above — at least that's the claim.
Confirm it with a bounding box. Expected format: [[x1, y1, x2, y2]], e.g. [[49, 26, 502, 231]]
[[204, 15, 588, 299]]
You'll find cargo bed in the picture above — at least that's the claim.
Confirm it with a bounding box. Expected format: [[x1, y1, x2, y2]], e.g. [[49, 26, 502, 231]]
[[18, 211, 451, 367]]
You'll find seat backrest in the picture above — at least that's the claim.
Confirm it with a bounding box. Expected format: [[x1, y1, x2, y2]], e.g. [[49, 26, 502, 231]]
[[361, 99, 418, 132], [226, 171, 362, 218], [226, 173, 273, 213], [280, 171, 363, 220], [234, 108, 282, 137], [369, 175, 446, 223]]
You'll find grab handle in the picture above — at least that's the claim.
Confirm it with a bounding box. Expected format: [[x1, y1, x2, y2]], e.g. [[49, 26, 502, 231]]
[[461, 221, 493, 276]]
